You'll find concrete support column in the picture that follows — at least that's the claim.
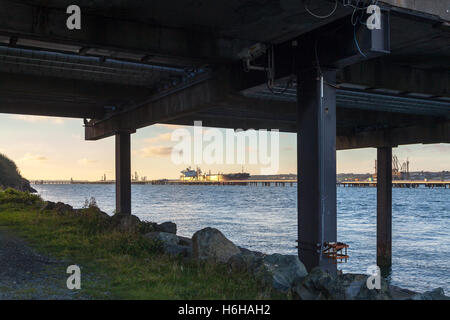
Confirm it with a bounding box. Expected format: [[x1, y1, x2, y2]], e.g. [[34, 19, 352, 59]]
[[297, 68, 337, 275], [377, 147, 392, 267], [115, 131, 131, 215]]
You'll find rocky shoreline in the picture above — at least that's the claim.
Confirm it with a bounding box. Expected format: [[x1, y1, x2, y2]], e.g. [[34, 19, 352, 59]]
[[40, 200, 449, 300]]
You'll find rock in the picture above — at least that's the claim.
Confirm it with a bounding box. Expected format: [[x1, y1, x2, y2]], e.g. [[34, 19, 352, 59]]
[[228, 252, 307, 293], [389, 286, 417, 300], [40, 201, 56, 212], [178, 236, 192, 247], [111, 214, 142, 233], [54, 202, 73, 215], [228, 252, 264, 274], [345, 274, 391, 300], [291, 267, 334, 300], [260, 254, 308, 292], [164, 244, 193, 258], [291, 268, 392, 300], [138, 221, 158, 234], [90, 207, 110, 219], [157, 222, 177, 234], [144, 232, 179, 247], [192, 227, 241, 263], [145, 232, 192, 258], [411, 288, 450, 300], [238, 246, 264, 257]]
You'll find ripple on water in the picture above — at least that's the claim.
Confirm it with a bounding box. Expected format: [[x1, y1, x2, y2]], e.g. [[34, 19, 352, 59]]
[[33, 184, 449, 294]]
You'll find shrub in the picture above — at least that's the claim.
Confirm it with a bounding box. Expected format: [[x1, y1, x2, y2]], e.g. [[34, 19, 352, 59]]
[[0, 188, 42, 205]]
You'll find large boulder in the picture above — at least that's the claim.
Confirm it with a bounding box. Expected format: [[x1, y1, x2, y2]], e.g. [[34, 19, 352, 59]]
[[411, 288, 450, 300], [157, 222, 177, 234], [291, 268, 391, 300], [54, 202, 74, 215], [144, 231, 179, 246], [144, 232, 192, 258], [165, 244, 193, 258], [40, 201, 56, 212], [389, 286, 418, 300], [178, 236, 193, 247], [228, 252, 307, 292], [40, 201, 73, 215], [111, 214, 142, 233], [261, 254, 308, 292], [192, 227, 241, 263]]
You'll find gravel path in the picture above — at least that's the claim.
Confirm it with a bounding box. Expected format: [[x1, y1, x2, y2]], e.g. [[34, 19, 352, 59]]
[[0, 228, 91, 300]]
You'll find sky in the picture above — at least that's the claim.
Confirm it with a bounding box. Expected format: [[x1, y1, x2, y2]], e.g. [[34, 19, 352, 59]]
[[0, 114, 449, 181]]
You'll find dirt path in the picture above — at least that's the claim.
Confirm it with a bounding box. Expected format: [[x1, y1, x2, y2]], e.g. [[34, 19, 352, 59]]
[[0, 228, 90, 300]]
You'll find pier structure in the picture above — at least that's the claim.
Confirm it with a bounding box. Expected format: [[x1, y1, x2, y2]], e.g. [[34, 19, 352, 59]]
[[33, 179, 298, 187], [338, 181, 450, 188], [1, 0, 449, 274]]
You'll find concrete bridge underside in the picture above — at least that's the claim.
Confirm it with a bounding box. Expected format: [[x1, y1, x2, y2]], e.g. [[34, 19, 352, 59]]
[[0, 0, 449, 274]]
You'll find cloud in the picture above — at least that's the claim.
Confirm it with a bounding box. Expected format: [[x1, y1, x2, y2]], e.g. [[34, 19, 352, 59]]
[[144, 132, 173, 143], [20, 153, 48, 161], [77, 158, 98, 165], [12, 115, 64, 124], [428, 144, 450, 153], [139, 146, 173, 158], [154, 124, 185, 130]]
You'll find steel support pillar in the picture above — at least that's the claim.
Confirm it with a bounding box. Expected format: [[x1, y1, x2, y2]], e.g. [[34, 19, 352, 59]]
[[297, 68, 337, 275], [377, 147, 392, 267], [115, 131, 131, 215]]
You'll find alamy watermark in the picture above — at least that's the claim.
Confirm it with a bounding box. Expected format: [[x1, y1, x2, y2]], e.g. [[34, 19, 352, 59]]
[[366, 5, 382, 30], [366, 265, 381, 290], [66, 265, 81, 290], [65, 4, 382, 31], [170, 121, 280, 175]]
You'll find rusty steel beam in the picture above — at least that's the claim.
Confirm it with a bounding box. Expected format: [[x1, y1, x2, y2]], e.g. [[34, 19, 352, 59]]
[[115, 131, 132, 215], [377, 146, 393, 268], [297, 68, 337, 275]]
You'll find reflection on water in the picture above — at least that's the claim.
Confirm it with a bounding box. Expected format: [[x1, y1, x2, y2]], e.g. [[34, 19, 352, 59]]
[[33, 184, 449, 293]]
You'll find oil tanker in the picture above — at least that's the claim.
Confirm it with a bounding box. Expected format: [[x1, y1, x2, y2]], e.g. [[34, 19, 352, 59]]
[[180, 167, 250, 181]]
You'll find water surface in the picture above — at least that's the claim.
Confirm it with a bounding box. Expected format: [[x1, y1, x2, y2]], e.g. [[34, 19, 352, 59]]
[[33, 184, 450, 293]]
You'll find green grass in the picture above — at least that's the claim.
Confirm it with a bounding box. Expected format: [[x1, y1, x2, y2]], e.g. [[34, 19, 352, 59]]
[[0, 189, 282, 299]]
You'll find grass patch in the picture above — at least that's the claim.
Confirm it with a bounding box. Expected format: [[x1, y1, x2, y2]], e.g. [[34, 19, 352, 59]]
[[0, 189, 282, 299]]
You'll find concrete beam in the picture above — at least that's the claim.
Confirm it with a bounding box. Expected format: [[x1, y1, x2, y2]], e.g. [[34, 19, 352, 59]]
[[162, 111, 449, 149], [0, 99, 103, 118], [336, 120, 450, 149], [380, 0, 450, 21], [161, 94, 444, 128], [237, 13, 391, 91], [0, 72, 152, 113], [85, 70, 233, 140], [0, 0, 250, 66], [338, 58, 450, 98], [0, 72, 152, 118]]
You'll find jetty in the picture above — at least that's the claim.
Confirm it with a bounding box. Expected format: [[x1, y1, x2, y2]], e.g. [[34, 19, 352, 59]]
[[1, 0, 449, 275], [339, 180, 450, 188], [33, 179, 298, 187]]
